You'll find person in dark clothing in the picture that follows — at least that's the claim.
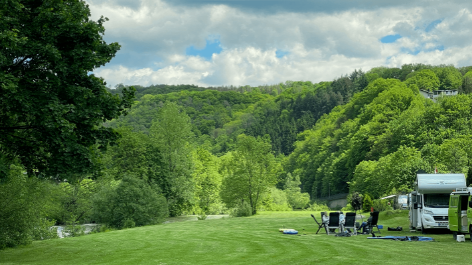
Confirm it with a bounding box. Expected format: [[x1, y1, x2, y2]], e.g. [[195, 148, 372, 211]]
[[358, 212, 373, 234]]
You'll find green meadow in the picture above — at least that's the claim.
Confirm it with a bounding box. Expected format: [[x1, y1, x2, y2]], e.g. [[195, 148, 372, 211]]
[[0, 211, 468, 264]]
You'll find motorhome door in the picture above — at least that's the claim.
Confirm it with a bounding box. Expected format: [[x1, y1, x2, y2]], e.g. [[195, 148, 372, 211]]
[[448, 195, 459, 232], [410, 192, 421, 229]]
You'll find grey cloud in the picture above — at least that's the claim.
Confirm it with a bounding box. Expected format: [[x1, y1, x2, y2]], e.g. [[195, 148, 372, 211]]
[[106, 51, 162, 70], [87, 0, 142, 9], [164, 0, 422, 14], [436, 11, 472, 48], [392, 21, 418, 38]]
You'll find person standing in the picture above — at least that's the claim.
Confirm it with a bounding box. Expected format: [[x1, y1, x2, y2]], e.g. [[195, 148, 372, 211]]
[[339, 211, 345, 232], [321, 212, 330, 233]]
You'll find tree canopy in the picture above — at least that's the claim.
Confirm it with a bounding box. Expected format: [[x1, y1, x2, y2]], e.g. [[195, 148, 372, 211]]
[[0, 0, 134, 178], [220, 134, 281, 215]]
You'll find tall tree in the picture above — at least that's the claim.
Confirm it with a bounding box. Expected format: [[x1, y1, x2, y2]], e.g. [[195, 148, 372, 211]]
[[0, 0, 134, 178], [405, 69, 440, 91], [284, 173, 310, 209], [150, 102, 195, 216], [462, 70, 472, 94], [433, 66, 463, 90], [220, 134, 281, 215], [101, 127, 149, 179], [193, 147, 222, 215]]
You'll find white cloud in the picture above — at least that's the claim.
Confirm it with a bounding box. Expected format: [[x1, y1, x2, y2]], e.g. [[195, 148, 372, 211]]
[[86, 0, 472, 87], [387, 45, 472, 67], [97, 46, 387, 87], [96, 58, 213, 87]]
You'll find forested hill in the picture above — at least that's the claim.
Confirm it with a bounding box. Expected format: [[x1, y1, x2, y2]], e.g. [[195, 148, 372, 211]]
[[108, 63, 472, 197], [287, 65, 472, 199], [107, 69, 369, 155]]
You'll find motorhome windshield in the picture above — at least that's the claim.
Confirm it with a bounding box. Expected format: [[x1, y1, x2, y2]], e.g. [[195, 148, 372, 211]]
[[423, 194, 450, 208], [398, 195, 407, 204]]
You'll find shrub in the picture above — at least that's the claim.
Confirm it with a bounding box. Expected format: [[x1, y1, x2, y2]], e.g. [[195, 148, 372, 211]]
[[197, 213, 207, 220], [63, 222, 86, 237], [32, 218, 58, 240], [55, 178, 97, 225], [373, 199, 393, 212], [0, 167, 56, 249], [122, 219, 136, 229], [341, 203, 354, 212], [231, 201, 252, 217], [93, 224, 114, 233], [261, 187, 292, 211], [284, 174, 310, 209], [385, 209, 402, 216], [92, 176, 169, 229], [287, 192, 311, 209], [306, 202, 329, 211], [362, 194, 373, 212], [348, 192, 363, 213], [91, 181, 118, 226], [208, 201, 228, 215]]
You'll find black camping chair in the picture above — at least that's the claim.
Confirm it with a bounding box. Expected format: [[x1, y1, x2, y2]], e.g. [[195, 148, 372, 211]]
[[327, 212, 341, 235], [344, 212, 357, 235], [370, 211, 381, 234], [311, 214, 327, 234]]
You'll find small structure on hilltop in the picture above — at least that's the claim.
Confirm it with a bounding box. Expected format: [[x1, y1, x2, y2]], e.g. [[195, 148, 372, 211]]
[[419, 89, 458, 102]]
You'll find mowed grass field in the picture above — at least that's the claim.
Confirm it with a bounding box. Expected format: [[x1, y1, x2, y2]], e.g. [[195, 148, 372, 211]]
[[0, 211, 469, 264]]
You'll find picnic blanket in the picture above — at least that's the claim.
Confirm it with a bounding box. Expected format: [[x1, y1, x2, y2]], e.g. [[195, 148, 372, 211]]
[[367, 236, 433, 241]]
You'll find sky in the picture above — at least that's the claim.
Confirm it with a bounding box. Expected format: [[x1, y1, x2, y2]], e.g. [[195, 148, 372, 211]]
[[85, 0, 472, 88]]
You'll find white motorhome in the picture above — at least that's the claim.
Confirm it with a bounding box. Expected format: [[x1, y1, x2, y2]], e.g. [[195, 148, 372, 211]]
[[409, 173, 467, 232]]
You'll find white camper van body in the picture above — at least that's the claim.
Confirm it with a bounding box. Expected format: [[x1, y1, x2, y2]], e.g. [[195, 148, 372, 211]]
[[409, 173, 467, 231]]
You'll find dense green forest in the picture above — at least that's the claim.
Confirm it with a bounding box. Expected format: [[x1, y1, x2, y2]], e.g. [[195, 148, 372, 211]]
[[105, 64, 472, 198]]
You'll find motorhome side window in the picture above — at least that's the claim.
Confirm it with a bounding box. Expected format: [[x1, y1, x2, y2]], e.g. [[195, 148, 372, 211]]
[[423, 194, 450, 208]]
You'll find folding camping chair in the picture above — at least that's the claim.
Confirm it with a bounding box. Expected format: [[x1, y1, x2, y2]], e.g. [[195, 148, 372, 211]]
[[311, 214, 327, 234], [327, 212, 341, 235], [343, 212, 357, 235], [370, 211, 381, 234]]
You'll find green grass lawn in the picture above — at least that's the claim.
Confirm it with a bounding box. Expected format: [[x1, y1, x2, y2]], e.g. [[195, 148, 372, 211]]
[[0, 210, 469, 264]]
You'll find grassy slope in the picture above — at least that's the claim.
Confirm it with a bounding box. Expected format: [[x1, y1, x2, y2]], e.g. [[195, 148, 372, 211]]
[[0, 211, 468, 265]]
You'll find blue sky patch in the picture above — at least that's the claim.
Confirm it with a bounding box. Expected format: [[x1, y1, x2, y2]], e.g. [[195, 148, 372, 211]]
[[399, 44, 444, 56], [425, 19, 443, 32], [276, 50, 289, 58], [186, 38, 223, 60], [380, 34, 402, 43]]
